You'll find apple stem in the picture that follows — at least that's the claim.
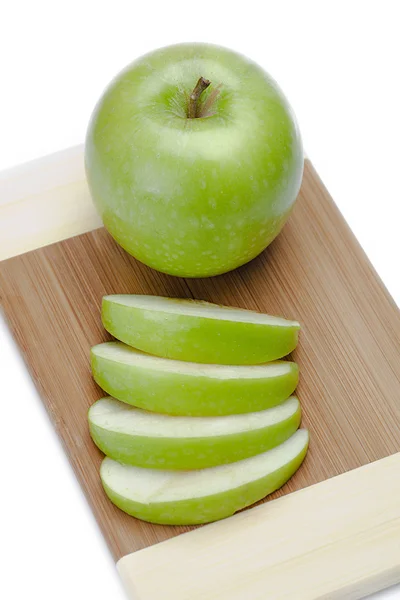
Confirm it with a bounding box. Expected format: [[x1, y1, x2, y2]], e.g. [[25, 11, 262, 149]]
[[188, 77, 211, 118]]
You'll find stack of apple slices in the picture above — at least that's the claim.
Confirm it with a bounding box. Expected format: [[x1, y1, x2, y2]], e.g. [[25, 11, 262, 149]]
[[89, 295, 309, 525]]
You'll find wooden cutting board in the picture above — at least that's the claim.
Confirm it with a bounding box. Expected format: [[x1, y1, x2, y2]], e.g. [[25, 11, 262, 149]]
[[1, 146, 400, 600]]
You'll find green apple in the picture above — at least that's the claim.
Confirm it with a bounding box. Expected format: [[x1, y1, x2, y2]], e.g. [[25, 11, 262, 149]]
[[102, 295, 300, 364], [89, 396, 301, 470], [91, 342, 299, 416], [100, 429, 309, 525], [85, 43, 303, 277]]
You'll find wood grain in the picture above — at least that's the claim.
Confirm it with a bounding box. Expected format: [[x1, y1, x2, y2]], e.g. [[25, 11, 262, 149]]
[[1, 160, 400, 564]]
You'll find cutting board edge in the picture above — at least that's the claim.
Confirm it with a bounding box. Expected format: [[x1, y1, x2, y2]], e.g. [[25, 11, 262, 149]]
[[0, 144, 102, 262], [117, 451, 400, 600]]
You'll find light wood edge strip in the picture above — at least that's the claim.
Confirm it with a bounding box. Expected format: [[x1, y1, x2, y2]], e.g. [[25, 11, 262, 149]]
[[117, 452, 400, 600], [0, 145, 102, 262]]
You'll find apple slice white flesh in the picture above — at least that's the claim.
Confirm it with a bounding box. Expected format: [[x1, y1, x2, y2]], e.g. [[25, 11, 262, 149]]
[[102, 295, 300, 364], [91, 342, 299, 416], [89, 396, 301, 469], [100, 429, 309, 525]]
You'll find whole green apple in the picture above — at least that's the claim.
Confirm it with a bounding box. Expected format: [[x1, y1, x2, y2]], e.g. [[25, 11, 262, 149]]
[[85, 43, 303, 277]]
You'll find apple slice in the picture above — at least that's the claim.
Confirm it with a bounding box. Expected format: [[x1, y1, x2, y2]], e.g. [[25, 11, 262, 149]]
[[101, 295, 300, 364], [100, 429, 309, 525], [91, 342, 299, 416], [89, 396, 301, 469]]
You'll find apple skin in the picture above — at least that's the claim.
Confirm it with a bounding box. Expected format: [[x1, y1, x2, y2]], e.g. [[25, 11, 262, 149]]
[[89, 396, 301, 470], [91, 342, 299, 416], [100, 430, 309, 525], [102, 295, 300, 364], [85, 43, 303, 277]]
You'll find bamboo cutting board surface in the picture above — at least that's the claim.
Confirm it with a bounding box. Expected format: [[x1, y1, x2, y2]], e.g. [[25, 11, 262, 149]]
[[1, 151, 400, 598]]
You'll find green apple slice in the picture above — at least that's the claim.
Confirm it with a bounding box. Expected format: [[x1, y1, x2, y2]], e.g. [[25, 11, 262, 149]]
[[101, 295, 300, 364], [89, 396, 301, 469], [91, 342, 299, 416], [100, 429, 309, 525]]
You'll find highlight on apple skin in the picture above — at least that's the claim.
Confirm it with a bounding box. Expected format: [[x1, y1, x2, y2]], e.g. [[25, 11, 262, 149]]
[[90, 342, 299, 416], [89, 396, 301, 470], [101, 295, 300, 365], [100, 429, 309, 525]]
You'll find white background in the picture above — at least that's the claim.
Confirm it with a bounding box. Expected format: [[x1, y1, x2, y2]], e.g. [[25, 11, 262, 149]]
[[0, 1, 399, 598]]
